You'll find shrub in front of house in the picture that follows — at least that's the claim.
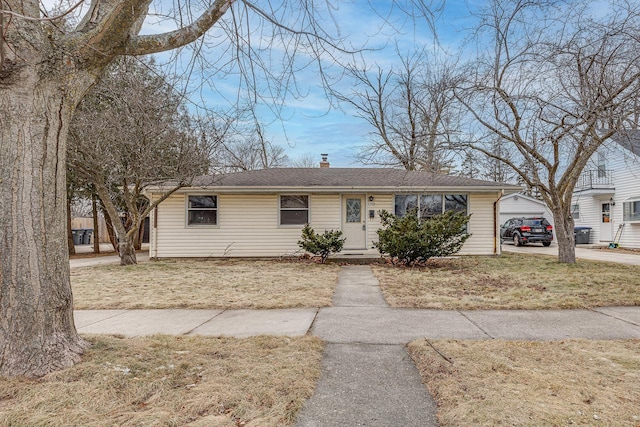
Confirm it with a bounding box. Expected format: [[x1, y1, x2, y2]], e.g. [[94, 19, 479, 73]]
[[375, 209, 471, 265], [298, 224, 346, 263]]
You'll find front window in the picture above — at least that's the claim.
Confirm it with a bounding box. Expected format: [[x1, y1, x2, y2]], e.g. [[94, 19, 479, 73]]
[[187, 195, 217, 226], [444, 194, 468, 214], [623, 200, 640, 222], [419, 194, 442, 220], [394, 194, 468, 218], [280, 195, 309, 225], [394, 195, 418, 217]]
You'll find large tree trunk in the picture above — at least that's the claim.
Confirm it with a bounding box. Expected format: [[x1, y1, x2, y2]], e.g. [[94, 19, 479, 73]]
[[0, 76, 90, 377]]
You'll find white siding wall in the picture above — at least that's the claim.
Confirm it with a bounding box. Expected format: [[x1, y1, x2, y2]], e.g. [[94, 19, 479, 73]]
[[150, 191, 502, 258], [499, 196, 551, 226], [571, 194, 602, 242], [612, 145, 640, 248], [572, 142, 640, 247]]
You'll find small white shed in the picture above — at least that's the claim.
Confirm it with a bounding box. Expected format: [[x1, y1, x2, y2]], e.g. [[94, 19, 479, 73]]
[[499, 193, 554, 228]]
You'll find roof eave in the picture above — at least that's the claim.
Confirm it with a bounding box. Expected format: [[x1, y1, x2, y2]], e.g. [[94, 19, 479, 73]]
[[146, 184, 522, 194]]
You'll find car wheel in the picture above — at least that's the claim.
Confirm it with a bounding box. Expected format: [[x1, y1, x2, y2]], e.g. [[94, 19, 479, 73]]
[[542, 241, 551, 247], [514, 234, 523, 247]]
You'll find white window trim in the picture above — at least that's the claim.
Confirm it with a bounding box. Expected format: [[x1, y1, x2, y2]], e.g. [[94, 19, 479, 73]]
[[185, 194, 219, 227], [623, 199, 640, 223], [278, 194, 310, 227]]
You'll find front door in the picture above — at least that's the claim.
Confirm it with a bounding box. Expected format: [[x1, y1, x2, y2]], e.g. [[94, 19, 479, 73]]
[[342, 195, 367, 249], [600, 202, 612, 241]]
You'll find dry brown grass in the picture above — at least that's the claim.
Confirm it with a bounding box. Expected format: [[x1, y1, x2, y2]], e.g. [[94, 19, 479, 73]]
[[71, 259, 339, 309], [373, 252, 640, 309], [0, 335, 323, 426], [408, 339, 640, 426]]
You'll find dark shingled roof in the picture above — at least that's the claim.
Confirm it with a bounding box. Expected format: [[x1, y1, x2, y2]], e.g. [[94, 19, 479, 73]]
[[189, 168, 517, 190], [611, 130, 640, 157]]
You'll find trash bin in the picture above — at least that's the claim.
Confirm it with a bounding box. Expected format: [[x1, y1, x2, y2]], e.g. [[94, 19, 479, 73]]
[[574, 227, 591, 244], [81, 228, 93, 245], [71, 229, 82, 245]]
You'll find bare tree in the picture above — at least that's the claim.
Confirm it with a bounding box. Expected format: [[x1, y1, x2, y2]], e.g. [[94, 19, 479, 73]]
[[479, 139, 518, 184], [212, 117, 289, 171], [458, 149, 481, 179], [68, 58, 210, 265], [457, 0, 640, 263], [290, 153, 320, 168], [337, 48, 461, 172], [0, 0, 437, 376]]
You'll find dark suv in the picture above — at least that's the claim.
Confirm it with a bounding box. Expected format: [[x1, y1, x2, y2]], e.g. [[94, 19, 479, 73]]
[[500, 217, 554, 247]]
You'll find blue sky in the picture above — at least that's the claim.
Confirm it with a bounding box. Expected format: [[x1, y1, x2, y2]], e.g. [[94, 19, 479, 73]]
[[252, 1, 477, 167], [141, 0, 480, 167]]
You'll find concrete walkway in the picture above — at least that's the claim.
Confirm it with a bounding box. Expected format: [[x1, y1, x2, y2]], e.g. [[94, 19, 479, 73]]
[[503, 243, 640, 265], [295, 266, 438, 426]]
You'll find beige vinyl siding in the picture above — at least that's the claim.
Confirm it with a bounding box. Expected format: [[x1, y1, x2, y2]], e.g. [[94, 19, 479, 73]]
[[153, 193, 343, 258], [310, 194, 341, 232], [461, 193, 500, 255], [365, 194, 392, 251], [150, 191, 501, 258]]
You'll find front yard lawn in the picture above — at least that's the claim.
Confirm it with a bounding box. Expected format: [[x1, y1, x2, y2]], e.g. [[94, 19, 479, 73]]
[[409, 339, 640, 426], [373, 252, 640, 309], [71, 259, 339, 310], [0, 335, 323, 427]]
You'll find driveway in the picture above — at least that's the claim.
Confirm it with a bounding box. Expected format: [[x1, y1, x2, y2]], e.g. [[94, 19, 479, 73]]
[[502, 244, 640, 265]]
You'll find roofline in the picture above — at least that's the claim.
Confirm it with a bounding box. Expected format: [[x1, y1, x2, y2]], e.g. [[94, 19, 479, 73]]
[[502, 192, 547, 204], [145, 184, 522, 194]]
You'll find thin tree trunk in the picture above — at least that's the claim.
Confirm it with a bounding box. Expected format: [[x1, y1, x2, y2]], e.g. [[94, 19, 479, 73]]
[[119, 237, 138, 265], [92, 192, 100, 254], [94, 181, 137, 265], [67, 195, 76, 256], [0, 78, 88, 377], [101, 203, 119, 252]]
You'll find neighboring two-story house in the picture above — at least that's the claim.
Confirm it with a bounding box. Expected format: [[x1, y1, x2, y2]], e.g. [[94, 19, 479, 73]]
[[572, 131, 640, 248]]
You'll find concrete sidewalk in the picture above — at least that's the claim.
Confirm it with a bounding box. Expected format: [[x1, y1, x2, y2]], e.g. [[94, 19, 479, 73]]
[[70, 263, 640, 426]]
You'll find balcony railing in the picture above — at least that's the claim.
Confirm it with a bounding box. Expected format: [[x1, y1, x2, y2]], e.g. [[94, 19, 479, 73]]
[[575, 169, 614, 190]]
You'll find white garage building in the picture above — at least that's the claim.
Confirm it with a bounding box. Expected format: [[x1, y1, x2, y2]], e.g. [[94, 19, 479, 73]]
[[499, 193, 555, 230]]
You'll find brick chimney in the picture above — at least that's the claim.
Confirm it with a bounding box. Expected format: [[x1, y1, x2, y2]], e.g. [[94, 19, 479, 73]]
[[320, 153, 330, 168]]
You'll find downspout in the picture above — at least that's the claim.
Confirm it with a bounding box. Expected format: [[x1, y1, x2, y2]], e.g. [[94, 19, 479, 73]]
[[151, 194, 158, 259], [494, 190, 505, 255]]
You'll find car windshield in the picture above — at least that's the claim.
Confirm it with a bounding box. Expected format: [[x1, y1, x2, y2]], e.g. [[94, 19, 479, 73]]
[[524, 219, 549, 227]]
